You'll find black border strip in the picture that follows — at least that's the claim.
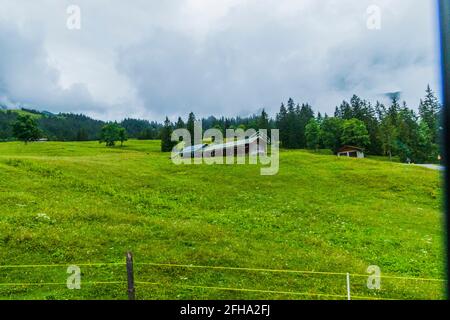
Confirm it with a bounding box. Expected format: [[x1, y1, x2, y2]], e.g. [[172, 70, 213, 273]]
[[439, 0, 450, 299]]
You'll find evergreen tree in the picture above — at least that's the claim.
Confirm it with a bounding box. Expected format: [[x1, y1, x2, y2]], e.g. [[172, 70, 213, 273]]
[[286, 99, 297, 149], [224, 118, 232, 131], [298, 103, 315, 149], [363, 102, 382, 155], [378, 98, 400, 159], [395, 102, 419, 162], [350, 95, 364, 119], [375, 101, 387, 120], [346, 97, 382, 155], [419, 85, 441, 144], [161, 117, 174, 152], [317, 112, 323, 124], [276, 103, 289, 148], [338, 100, 353, 119], [175, 117, 185, 129], [186, 112, 196, 145], [415, 121, 437, 163], [258, 109, 269, 130], [334, 106, 341, 118], [387, 96, 400, 126], [379, 117, 397, 160]]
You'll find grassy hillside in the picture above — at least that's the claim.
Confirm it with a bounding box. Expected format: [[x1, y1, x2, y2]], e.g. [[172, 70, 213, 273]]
[[0, 140, 445, 300]]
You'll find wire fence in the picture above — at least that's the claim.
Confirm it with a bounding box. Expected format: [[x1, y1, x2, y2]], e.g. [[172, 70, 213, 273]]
[[0, 256, 446, 300]]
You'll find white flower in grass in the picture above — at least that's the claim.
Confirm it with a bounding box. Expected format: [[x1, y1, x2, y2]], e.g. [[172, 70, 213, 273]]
[[36, 213, 51, 220], [35, 213, 55, 224]]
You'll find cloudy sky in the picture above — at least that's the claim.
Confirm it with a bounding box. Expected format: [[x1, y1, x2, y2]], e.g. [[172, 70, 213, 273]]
[[0, 0, 442, 121]]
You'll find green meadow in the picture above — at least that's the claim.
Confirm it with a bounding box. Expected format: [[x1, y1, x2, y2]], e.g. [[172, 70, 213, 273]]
[[0, 140, 445, 300]]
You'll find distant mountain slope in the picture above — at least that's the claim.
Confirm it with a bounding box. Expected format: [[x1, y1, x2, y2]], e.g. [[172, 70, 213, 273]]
[[0, 108, 161, 141], [0, 108, 105, 141]]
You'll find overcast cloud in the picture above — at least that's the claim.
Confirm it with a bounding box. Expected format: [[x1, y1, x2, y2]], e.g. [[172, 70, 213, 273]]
[[0, 0, 442, 121]]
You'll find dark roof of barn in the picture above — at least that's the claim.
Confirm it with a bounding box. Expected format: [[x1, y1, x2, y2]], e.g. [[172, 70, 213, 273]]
[[338, 145, 364, 153]]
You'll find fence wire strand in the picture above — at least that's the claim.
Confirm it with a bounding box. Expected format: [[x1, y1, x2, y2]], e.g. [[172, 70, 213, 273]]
[[0, 262, 446, 282], [134, 280, 392, 300], [0, 281, 126, 287], [134, 262, 446, 282]]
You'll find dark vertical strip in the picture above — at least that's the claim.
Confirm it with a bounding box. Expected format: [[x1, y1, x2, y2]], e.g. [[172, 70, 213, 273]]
[[126, 252, 136, 300], [439, 0, 450, 299]]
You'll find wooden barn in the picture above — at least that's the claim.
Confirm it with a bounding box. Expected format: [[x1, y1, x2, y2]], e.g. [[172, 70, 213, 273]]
[[337, 145, 365, 158], [179, 132, 270, 158]]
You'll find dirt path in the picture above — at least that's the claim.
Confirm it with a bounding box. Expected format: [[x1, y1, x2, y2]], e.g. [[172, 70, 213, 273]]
[[413, 164, 444, 171]]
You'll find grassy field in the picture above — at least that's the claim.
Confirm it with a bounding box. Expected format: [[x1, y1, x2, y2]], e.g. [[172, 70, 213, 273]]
[[0, 140, 446, 300]]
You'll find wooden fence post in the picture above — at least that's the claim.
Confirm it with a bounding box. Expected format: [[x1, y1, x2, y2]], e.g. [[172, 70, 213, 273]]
[[126, 251, 136, 300]]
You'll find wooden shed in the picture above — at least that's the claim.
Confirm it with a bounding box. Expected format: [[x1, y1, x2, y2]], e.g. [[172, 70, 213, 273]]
[[179, 132, 269, 158], [337, 146, 365, 158]]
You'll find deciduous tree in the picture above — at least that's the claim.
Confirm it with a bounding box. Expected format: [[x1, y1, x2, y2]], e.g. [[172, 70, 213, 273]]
[[12, 114, 42, 144]]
